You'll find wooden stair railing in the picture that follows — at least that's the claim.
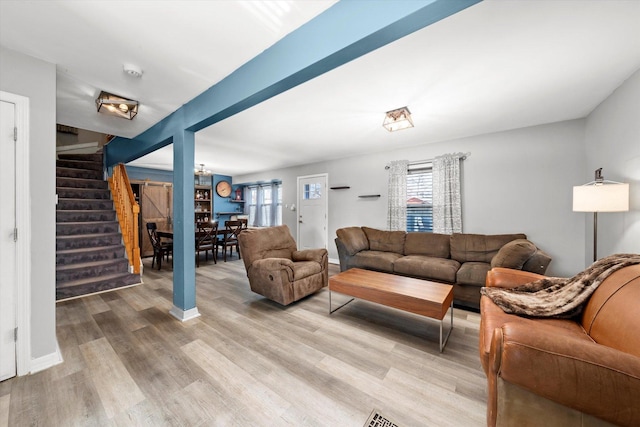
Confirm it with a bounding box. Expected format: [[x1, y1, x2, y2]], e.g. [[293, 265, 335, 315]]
[[109, 164, 141, 274]]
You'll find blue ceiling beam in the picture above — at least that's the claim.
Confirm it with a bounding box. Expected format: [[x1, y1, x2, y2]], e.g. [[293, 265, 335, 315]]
[[105, 0, 481, 166]]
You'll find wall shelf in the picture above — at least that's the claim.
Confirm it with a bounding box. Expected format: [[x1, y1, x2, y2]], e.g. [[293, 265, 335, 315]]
[[358, 194, 380, 198], [330, 186, 350, 190]]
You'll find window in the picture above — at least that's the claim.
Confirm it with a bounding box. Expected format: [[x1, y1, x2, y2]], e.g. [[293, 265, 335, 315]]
[[303, 183, 322, 200], [406, 163, 432, 232], [247, 182, 282, 227]]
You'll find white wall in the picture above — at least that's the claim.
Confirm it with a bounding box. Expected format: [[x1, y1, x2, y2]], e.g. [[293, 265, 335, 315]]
[[584, 68, 640, 265], [0, 47, 57, 360], [235, 119, 587, 277]]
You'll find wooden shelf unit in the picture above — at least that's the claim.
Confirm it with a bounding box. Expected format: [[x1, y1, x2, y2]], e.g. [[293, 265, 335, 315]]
[[194, 184, 212, 226]]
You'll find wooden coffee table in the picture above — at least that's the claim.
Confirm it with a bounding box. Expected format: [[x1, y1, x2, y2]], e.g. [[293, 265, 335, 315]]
[[329, 268, 454, 352]]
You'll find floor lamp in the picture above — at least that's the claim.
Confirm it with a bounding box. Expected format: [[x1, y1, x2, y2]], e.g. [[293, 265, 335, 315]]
[[573, 168, 629, 262]]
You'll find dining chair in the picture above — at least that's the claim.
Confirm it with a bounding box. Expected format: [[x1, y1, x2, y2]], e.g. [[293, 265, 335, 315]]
[[146, 222, 172, 270], [196, 222, 217, 267], [218, 220, 243, 262]]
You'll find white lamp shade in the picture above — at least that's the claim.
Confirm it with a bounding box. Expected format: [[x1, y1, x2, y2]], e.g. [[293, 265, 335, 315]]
[[573, 183, 629, 212]]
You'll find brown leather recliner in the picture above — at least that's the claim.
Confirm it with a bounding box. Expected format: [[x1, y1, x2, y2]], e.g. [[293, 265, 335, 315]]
[[480, 265, 640, 427], [237, 225, 328, 306]]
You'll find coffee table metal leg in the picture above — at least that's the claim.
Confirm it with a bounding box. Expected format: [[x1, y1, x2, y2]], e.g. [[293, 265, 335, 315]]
[[439, 301, 454, 352], [329, 289, 355, 314]]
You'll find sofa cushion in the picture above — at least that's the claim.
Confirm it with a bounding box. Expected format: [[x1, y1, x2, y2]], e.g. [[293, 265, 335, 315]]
[[450, 233, 526, 263], [362, 227, 406, 253], [393, 256, 460, 283], [404, 232, 450, 258], [351, 250, 402, 272], [456, 262, 492, 286], [336, 227, 369, 255], [490, 239, 537, 269], [292, 260, 322, 280]]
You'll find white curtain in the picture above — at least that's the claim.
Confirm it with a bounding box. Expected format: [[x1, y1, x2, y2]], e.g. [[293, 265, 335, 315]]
[[432, 153, 464, 234], [387, 160, 409, 231], [245, 183, 279, 227]]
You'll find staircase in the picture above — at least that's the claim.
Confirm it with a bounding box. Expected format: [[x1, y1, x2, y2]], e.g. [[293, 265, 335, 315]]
[[56, 152, 141, 301]]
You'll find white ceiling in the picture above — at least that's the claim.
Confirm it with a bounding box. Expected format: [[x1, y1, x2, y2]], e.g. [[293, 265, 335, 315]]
[[2, 1, 639, 176]]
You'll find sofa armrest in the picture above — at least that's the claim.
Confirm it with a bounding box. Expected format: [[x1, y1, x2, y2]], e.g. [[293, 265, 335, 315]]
[[292, 248, 327, 265], [251, 258, 295, 282], [485, 267, 547, 289], [491, 322, 640, 426]]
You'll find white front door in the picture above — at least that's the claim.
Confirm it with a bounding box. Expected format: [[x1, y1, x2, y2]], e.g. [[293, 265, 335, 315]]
[[297, 174, 328, 250], [0, 99, 17, 381]]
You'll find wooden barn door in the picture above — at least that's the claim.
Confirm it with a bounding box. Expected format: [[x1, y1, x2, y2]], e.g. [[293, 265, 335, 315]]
[[139, 182, 173, 257]]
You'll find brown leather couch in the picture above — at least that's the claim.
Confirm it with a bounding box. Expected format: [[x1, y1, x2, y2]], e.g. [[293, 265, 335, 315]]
[[480, 265, 640, 427], [335, 226, 551, 310], [237, 225, 328, 306]]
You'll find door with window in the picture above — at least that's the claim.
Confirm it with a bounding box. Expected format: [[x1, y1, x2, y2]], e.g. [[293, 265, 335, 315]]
[[297, 174, 328, 250], [0, 99, 17, 381]]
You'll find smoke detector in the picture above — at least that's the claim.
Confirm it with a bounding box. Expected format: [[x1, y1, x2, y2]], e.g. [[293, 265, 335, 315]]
[[123, 64, 143, 78]]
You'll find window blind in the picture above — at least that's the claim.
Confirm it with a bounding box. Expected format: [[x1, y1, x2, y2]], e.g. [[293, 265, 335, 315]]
[[406, 163, 433, 232]]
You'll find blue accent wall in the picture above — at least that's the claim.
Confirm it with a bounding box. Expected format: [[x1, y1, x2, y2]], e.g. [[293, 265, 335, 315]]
[[126, 165, 173, 182]]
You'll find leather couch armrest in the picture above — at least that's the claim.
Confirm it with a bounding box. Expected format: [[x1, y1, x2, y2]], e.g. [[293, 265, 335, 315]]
[[491, 322, 640, 426], [292, 248, 327, 265], [485, 267, 546, 289]]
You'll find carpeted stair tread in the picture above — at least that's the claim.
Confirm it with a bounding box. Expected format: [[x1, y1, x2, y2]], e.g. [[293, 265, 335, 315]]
[[56, 232, 122, 250], [56, 187, 111, 199], [56, 221, 120, 235], [57, 198, 114, 210], [56, 177, 109, 190], [56, 272, 141, 301], [56, 166, 102, 180], [56, 245, 125, 265], [58, 153, 103, 163], [57, 210, 116, 222], [56, 159, 103, 171], [56, 258, 129, 283]]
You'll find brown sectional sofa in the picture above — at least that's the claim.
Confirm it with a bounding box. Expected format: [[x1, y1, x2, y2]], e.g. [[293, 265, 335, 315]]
[[335, 226, 551, 310], [480, 265, 640, 426]]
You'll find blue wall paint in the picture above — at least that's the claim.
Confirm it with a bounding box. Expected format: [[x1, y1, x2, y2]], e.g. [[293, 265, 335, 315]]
[[171, 130, 197, 312], [126, 165, 173, 182], [212, 174, 238, 221]]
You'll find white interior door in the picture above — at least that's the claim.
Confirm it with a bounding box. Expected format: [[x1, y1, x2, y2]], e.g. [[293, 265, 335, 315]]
[[297, 174, 328, 250], [0, 99, 17, 381]]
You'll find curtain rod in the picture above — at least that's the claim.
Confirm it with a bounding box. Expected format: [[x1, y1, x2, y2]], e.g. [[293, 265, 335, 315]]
[[385, 152, 470, 169]]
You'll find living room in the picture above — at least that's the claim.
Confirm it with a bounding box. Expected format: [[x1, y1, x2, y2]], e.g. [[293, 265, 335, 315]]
[[1, 1, 639, 425]]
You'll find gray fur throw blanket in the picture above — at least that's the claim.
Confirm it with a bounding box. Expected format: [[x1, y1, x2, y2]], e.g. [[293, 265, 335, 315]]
[[480, 253, 640, 318]]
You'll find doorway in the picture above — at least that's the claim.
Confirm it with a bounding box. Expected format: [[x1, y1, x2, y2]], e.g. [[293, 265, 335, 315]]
[[0, 99, 17, 381], [1, 91, 30, 380], [297, 174, 328, 250]]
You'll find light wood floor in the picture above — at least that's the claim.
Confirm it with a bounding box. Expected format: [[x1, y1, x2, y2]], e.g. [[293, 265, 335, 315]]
[[1, 257, 487, 426]]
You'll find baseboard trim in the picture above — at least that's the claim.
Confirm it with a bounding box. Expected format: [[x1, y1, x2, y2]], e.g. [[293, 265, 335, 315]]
[[169, 306, 201, 322], [30, 340, 63, 374], [329, 258, 339, 265]]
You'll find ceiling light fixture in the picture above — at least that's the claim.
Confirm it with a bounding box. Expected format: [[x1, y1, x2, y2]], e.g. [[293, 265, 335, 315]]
[[383, 106, 414, 132], [195, 164, 212, 176], [96, 91, 138, 120]]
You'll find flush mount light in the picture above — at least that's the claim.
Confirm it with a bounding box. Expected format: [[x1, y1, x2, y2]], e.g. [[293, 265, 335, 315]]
[[383, 106, 414, 132], [96, 91, 139, 120]]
